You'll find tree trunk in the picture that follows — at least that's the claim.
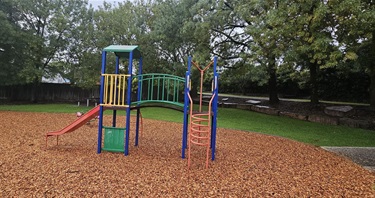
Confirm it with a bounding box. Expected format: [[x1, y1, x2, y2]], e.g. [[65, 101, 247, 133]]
[[309, 61, 319, 104], [190, 68, 199, 99], [268, 56, 279, 104], [30, 78, 40, 103], [370, 31, 375, 110], [370, 73, 375, 111]]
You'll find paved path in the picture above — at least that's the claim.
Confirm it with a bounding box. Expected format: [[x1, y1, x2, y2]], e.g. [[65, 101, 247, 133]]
[[209, 93, 369, 106], [322, 147, 375, 172]]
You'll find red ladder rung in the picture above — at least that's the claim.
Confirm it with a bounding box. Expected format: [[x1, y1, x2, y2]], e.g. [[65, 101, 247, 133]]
[[190, 140, 210, 146], [191, 134, 210, 140], [192, 118, 209, 123], [191, 128, 209, 133], [191, 125, 209, 128]]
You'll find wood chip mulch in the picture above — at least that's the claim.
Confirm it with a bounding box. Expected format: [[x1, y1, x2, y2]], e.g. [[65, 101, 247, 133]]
[[1, 111, 374, 197]]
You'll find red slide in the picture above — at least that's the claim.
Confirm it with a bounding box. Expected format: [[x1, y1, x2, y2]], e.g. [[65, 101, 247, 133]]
[[46, 106, 100, 137]]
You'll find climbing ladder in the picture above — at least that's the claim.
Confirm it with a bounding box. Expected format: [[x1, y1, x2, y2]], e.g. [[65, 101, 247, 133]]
[[187, 58, 218, 169], [188, 97, 215, 169]]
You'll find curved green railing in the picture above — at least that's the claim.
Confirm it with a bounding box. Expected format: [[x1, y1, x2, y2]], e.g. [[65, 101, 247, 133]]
[[131, 73, 185, 108]]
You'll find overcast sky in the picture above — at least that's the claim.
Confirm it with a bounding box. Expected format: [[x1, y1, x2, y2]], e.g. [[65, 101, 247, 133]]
[[87, 0, 120, 8]]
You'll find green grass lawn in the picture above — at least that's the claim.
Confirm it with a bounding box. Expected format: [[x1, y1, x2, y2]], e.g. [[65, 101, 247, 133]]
[[1, 103, 374, 147]]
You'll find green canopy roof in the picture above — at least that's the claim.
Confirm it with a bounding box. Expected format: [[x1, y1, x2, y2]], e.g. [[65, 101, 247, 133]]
[[103, 45, 142, 59]]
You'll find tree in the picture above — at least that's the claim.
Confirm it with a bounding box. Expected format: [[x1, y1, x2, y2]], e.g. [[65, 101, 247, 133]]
[[279, 1, 344, 104], [84, 0, 157, 73], [239, 1, 352, 105], [191, 0, 285, 104], [61, 2, 100, 88], [331, 0, 375, 109], [149, 0, 202, 64], [148, 0, 212, 97], [0, 0, 29, 86], [242, 0, 287, 104], [11, 0, 91, 102]]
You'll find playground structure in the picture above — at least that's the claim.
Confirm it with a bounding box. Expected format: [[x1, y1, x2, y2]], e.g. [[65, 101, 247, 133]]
[[46, 45, 219, 168]]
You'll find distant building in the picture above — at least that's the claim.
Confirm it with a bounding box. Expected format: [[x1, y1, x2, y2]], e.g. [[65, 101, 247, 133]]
[[42, 73, 70, 84]]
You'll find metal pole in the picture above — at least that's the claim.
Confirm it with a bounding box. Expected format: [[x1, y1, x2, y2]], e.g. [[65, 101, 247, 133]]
[[113, 56, 120, 127], [211, 56, 218, 160], [97, 51, 107, 154], [135, 57, 143, 146], [125, 52, 133, 156], [182, 56, 192, 158]]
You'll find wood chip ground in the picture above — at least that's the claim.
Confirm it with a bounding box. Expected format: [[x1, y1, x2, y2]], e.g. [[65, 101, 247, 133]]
[[1, 111, 374, 197]]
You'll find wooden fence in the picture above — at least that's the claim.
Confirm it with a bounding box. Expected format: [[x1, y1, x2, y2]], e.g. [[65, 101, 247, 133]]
[[0, 83, 99, 103]]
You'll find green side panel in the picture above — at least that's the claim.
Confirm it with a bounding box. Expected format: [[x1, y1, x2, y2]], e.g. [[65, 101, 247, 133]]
[[102, 126, 126, 152]]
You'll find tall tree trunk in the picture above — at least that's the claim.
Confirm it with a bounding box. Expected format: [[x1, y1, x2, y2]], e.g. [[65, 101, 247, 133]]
[[190, 68, 199, 99], [31, 78, 40, 103], [370, 73, 375, 111], [370, 31, 375, 110], [309, 61, 319, 104], [268, 56, 279, 104]]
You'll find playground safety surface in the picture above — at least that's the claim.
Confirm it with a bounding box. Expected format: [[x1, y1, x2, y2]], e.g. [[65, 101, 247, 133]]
[[1, 111, 375, 197]]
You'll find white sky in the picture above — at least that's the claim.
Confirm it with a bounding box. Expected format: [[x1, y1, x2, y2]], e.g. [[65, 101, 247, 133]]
[[87, 0, 119, 8]]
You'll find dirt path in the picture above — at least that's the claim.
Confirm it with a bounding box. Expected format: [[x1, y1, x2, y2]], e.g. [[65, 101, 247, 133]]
[[1, 111, 374, 197]]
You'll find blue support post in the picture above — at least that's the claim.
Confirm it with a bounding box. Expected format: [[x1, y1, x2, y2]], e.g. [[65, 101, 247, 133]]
[[124, 52, 133, 156], [135, 108, 140, 146], [135, 57, 143, 146], [113, 56, 120, 127], [181, 56, 192, 158], [97, 51, 107, 154], [182, 71, 189, 158], [211, 56, 219, 160]]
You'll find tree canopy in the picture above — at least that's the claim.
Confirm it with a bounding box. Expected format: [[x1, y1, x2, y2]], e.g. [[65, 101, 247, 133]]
[[0, 0, 373, 108]]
